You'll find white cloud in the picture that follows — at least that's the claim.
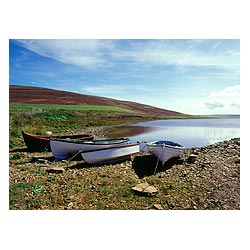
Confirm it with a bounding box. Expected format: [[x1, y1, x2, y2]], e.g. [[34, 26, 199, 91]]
[[204, 85, 240, 114], [14, 39, 239, 71], [111, 40, 239, 70], [204, 101, 224, 110], [15, 39, 114, 69], [84, 86, 116, 94], [209, 85, 240, 98], [83, 84, 149, 95]]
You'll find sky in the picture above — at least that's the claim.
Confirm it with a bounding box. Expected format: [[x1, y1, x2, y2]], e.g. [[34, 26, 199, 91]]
[[9, 39, 240, 115]]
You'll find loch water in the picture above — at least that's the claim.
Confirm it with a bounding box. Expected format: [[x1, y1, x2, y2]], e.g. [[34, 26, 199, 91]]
[[107, 118, 240, 148]]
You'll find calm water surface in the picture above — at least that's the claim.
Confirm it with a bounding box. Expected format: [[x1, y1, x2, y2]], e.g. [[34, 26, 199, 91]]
[[109, 118, 240, 148]]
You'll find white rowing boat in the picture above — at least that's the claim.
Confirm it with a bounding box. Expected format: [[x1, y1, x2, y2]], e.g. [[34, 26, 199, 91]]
[[146, 140, 185, 165], [50, 137, 131, 160], [81, 143, 140, 164]]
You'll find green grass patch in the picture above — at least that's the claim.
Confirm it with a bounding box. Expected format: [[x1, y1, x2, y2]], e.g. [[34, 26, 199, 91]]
[[14, 182, 30, 190], [32, 185, 47, 195], [9, 102, 151, 149], [10, 103, 132, 113]]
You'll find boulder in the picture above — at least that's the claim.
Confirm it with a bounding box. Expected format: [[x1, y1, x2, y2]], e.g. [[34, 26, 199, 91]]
[[132, 182, 158, 196]]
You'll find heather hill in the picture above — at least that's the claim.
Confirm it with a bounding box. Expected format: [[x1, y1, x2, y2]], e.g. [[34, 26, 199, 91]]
[[9, 85, 183, 117]]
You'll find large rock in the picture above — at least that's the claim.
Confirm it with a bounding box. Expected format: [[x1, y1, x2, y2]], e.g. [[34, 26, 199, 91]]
[[132, 182, 158, 196]]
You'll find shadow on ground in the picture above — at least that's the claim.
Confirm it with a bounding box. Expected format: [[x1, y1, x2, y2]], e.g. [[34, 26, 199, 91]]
[[132, 154, 182, 178], [70, 156, 132, 169], [10, 147, 30, 152]]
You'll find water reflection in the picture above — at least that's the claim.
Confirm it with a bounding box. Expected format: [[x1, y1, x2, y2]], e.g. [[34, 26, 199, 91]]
[[129, 126, 240, 148], [106, 118, 240, 148], [106, 125, 155, 138], [133, 118, 240, 128]]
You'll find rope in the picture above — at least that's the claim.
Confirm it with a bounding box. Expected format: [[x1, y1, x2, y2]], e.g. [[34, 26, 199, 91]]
[[139, 142, 148, 152], [153, 144, 164, 175], [42, 141, 50, 152], [67, 150, 84, 162]]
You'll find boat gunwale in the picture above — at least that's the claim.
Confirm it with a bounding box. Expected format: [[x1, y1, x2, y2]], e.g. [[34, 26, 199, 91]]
[[50, 137, 131, 145], [22, 131, 93, 140], [146, 141, 185, 150]]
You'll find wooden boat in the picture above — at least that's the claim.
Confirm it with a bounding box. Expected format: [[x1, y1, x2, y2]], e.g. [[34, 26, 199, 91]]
[[50, 137, 131, 160], [22, 131, 94, 152], [81, 143, 140, 164], [146, 140, 185, 165]]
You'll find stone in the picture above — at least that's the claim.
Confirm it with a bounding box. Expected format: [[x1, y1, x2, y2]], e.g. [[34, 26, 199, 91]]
[[132, 182, 158, 196], [187, 154, 197, 163], [32, 156, 48, 163], [47, 166, 65, 173], [199, 163, 205, 169], [67, 202, 74, 210], [153, 204, 164, 210], [37, 158, 48, 164], [180, 170, 187, 177], [234, 157, 240, 164]]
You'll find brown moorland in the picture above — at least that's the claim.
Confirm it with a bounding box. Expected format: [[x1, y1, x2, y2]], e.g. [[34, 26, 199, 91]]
[[9, 85, 184, 117]]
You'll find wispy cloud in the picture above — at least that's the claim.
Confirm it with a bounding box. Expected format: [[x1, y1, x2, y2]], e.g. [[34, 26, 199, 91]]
[[204, 101, 225, 110], [83, 84, 150, 95], [14, 39, 240, 71], [204, 85, 240, 113], [109, 39, 240, 71], [14, 39, 115, 70]]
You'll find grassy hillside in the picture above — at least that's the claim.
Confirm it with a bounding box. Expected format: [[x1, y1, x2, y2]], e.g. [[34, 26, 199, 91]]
[[9, 102, 148, 148], [9, 85, 186, 149]]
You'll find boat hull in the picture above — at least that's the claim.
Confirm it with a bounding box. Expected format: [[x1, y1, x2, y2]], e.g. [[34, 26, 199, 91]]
[[81, 143, 140, 164], [146, 141, 185, 165], [22, 131, 94, 152], [50, 137, 131, 160]]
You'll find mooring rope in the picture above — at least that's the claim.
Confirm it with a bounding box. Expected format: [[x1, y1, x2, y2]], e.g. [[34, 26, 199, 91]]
[[42, 141, 50, 152], [153, 144, 164, 175], [67, 150, 84, 162]]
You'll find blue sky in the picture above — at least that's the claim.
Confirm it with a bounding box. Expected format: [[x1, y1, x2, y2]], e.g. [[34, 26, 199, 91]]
[[9, 39, 240, 115]]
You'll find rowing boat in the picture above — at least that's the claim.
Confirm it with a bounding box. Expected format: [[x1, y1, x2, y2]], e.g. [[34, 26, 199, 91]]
[[50, 137, 131, 160], [81, 143, 140, 164], [146, 140, 185, 165]]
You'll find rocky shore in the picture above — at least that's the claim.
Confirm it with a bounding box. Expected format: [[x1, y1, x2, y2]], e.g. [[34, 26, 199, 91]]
[[9, 137, 240, 210], [177, 137, 240, 209]]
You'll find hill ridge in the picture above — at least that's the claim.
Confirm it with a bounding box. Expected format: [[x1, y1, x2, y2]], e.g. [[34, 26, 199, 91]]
[[9, 85, 184, 117]]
